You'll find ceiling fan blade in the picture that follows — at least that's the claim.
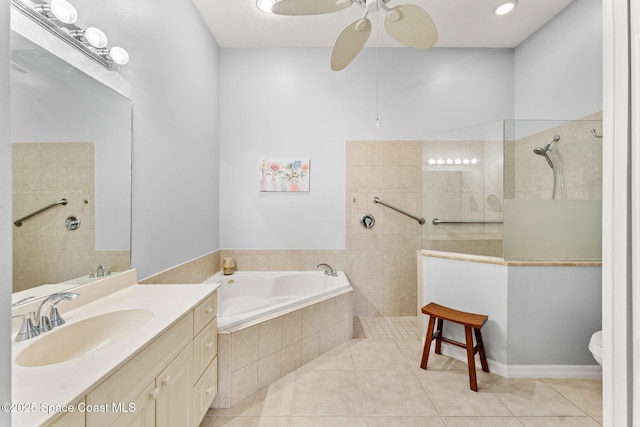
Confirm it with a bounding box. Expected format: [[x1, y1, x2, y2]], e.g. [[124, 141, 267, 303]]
[[384, 4, 438, 49], [330, 18, 371, 71], [271, 0, 351, 16]]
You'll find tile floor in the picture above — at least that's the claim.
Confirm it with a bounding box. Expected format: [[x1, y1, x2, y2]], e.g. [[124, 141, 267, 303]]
[[200, 317, 603, 426]]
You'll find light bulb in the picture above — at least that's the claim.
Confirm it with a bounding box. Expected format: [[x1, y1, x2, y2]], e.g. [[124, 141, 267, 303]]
[[83, 27, 108, 48], [108, 46, 129, 65], [437, 159, 444, 165], [455, 159, 461, 165], [256, 0, 274, 13], [428, 159, 436, 165], [48, 0, 77, 23], [493, 0, 518, 16]]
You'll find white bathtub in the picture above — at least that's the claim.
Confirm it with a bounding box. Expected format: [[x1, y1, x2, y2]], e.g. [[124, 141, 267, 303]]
[[205, 270, 354, 407], [204, 270, 352, 331]]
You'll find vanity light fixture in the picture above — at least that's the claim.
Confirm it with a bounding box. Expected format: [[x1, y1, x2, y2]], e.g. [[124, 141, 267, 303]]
[[98, 46, 130, 65], [12, 0, 130, 69], [35, 0, 77, 24], [70, 27, 108, 48], [493, 0, 518, 16], [428, 158, 479, 166]]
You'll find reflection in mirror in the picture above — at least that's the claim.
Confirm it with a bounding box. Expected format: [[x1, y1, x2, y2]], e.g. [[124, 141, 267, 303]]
[[11, 31, 132, 305]]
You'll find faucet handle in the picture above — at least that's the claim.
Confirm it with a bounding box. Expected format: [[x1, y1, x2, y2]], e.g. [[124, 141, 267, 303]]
[[12, 312, 40, 341]]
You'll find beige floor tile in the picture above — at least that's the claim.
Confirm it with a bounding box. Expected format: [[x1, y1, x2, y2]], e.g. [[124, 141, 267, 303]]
[[211, 416, 291, 426], [518, 416, 602, 426], [366, 416, 446, 426], [357, 370, 439, 416], [290, 416, 368, 427], [209, 374, 296, 417], [291, 370, 364, 415], [542, 378, 603, 418], [489, 378, 587, 417], [442, 417, 525, 426], [350, 340, 411, 370], [416, 371, 512, 416], [297, 341, 354, 373]]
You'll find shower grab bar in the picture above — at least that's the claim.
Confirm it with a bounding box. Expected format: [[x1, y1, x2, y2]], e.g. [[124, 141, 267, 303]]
[[14, 198, 68, 227], [432, 218, 503, 225], [372, 196, 426, 225]]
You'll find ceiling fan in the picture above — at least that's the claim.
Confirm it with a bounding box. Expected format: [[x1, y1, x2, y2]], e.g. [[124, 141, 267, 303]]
[[270, 0, 438, 71]]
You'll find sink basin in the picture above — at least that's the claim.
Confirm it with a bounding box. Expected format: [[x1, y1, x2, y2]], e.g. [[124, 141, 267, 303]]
[[16, 308, 153, 367]]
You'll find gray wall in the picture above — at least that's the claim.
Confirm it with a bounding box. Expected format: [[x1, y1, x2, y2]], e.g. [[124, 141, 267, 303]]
[[507, 266, 602, 365], [514, 0, 602, 119], [1, 0, 11, 421]]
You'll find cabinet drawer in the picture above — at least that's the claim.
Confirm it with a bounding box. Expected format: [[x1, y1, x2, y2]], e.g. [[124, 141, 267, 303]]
[[87, 312, 193, 427], [193, 317, 217, 383], [193, 292, 217, 335], [193, 356, 217, 425]]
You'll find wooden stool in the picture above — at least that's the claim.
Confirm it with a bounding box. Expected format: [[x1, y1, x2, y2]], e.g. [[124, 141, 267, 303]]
[[420, 302, 489, 391]]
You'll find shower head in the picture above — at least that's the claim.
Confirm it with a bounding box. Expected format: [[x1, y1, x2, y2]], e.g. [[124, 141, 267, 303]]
[[533, 135, 560, 169]]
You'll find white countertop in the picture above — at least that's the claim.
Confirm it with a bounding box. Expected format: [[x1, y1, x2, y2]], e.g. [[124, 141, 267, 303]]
[[11, 282, 220, 427]]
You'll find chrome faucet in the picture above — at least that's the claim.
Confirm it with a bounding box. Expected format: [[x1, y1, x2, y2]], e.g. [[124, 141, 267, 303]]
[[96, 264, 109, 277], [316, 263, 337, 277], [35, 292, 79, 333], [12, 292, 79, 341]]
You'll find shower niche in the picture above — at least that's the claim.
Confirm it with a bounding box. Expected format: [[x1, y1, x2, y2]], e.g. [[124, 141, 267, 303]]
[[422, 117, 603, 260]]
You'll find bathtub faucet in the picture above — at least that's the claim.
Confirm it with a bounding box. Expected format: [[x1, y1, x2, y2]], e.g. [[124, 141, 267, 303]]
[[316, 263, 337, 277]]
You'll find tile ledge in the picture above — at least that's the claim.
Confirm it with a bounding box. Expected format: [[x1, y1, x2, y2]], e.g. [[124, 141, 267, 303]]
[[420, 250, 602, 267]]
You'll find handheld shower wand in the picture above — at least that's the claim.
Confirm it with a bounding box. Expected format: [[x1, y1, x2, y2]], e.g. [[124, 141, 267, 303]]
[[533, 135, 560, 169]]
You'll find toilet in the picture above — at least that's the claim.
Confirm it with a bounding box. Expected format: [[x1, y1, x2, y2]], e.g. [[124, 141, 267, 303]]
[[589, 330, 603, 365]]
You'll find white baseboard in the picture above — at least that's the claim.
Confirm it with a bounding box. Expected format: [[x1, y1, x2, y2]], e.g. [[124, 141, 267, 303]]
[[438, 345, 602, 379]]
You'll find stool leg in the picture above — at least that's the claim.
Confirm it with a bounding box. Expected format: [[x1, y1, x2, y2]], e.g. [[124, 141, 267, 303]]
[[420, 316, 436, 370], [474, 328, 490, 373], [434, 318, 444, 355], [465, 326, 478, 391]]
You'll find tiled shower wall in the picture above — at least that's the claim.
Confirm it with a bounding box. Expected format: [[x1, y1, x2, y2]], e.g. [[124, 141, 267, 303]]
[[345, 141, 422, 316], [12, 143, 129, 292]]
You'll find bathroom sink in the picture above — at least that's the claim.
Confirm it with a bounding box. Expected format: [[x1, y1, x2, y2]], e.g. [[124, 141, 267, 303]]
[[16, 308, 153, 367]]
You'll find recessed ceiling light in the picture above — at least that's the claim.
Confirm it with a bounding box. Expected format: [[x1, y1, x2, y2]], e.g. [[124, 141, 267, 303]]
[[257, 0, 275, 13], [493, 0, 518, 16]]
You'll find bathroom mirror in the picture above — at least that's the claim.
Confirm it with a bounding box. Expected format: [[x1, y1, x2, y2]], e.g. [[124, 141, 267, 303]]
[[10, 31, 132, 305]]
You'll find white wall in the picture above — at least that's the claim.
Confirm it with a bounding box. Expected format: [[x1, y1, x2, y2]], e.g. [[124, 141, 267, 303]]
[[514, 0, 603, 120], [219, 47, 514, 249], [0, 0, 11, 419]]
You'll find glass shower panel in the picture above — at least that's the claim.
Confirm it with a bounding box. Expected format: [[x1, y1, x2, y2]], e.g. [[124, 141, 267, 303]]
[[422, 118, 603, 260], [421, 121, 504, 257]]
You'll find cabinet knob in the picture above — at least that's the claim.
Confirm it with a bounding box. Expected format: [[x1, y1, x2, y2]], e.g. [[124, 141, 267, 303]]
[[149, 388, 160, 400], [205, 307, 214, 315], [162, 375, 173, 386], [206, 342, 213, 351], [206, 387, 213, 395]]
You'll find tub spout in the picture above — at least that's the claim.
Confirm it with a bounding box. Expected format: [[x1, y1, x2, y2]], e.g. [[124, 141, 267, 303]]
[[316, 263, 337, 277]]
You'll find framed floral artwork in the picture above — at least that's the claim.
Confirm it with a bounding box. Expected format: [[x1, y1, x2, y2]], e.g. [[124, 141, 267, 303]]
[[260, 158, 310, 192]]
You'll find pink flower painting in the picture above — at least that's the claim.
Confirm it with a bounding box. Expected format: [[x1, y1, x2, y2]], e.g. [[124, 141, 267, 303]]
[[260, 158, 310, 192]]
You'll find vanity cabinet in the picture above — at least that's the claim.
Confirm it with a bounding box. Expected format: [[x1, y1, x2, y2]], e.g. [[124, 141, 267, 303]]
[[77, 290, 217, 427]]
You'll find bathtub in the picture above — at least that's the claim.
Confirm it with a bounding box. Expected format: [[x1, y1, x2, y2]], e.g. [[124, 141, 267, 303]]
[[204, 270, 352, 331], [203, 270, 353, 408]]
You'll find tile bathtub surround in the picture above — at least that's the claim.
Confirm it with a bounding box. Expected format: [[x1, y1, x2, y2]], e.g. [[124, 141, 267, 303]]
[[139, 250, 220, 284], [213, 292, 354, 408], [200, 316, 602, 427]]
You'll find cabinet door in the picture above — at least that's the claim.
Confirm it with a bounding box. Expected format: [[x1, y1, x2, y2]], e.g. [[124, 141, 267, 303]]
[[156, 342, 193, 427], [49, 398, 85, 427], [111, 382, 156, 427]]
